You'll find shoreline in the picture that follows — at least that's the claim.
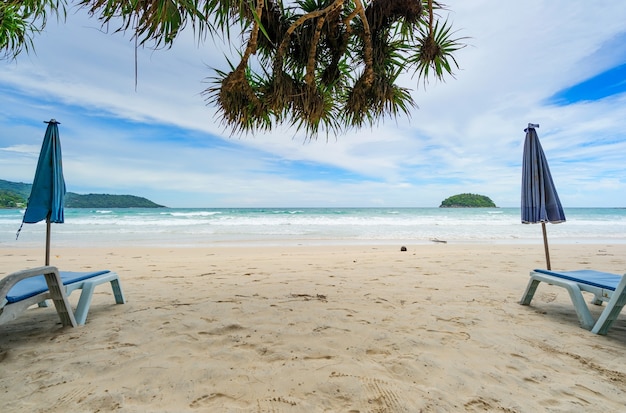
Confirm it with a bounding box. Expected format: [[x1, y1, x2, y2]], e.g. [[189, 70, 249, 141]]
[[4, 237, 626, 249], [2, 244, 625, 412]]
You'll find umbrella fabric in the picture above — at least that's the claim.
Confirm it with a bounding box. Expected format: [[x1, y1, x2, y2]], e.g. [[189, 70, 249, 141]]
[[521, 124, 566, 224], [21, 120, 66, 225]]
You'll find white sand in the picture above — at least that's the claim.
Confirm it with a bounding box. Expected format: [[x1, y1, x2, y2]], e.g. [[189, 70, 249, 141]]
[[1, 244, 625, 412]]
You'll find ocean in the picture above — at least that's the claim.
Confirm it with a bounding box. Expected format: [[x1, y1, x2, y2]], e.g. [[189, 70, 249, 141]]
[[1, 207, 626, 248]]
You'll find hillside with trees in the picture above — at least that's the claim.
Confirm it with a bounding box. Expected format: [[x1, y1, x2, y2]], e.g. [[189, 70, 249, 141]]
[[0, 190, 26, 208], [0, 180, 31, 198], [0, 179, 164, 208], [65, 193, 164, 208], [440, 193, 496, 208]]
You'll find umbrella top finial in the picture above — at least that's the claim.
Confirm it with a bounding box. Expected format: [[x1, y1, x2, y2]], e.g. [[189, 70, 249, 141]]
[[525, 123, 539, 132], [44, 119, 60, 124]]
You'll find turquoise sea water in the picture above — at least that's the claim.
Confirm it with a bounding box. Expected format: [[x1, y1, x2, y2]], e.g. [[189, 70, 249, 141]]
[[1, 207, 626, 247]]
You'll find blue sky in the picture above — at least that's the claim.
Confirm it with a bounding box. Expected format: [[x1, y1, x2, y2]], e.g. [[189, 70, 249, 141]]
[[2, 1, 626, 208]]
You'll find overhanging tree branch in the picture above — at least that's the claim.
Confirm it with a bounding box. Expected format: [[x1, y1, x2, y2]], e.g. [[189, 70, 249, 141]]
[[1, 1, 467, 139]]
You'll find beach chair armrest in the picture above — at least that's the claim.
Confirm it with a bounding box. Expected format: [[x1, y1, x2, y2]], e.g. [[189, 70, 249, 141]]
[[1, 266, 56, 299]]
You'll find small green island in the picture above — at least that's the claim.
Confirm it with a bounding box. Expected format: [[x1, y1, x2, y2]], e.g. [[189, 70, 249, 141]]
[[440, 193, 496, 208], [0, 179, 164, 208]]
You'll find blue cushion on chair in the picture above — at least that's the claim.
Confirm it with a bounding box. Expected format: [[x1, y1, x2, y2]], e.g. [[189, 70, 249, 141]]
[[534, 269, 621, 291]]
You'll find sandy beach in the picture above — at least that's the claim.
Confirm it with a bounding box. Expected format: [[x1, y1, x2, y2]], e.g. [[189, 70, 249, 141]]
[[1, 243, 625, 412]]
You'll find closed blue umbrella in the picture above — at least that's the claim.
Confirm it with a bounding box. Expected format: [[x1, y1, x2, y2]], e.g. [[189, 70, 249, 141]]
[[521, 123, 565, 269], [17, 119, 66, 265]]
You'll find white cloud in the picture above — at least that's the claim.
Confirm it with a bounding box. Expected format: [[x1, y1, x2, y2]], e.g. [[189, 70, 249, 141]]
[[0, 144, 40, 155], [1, 1, 626, 207]]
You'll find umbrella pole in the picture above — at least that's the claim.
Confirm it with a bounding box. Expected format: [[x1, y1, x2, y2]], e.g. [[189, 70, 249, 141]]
[[541, 222, 551, 270], [45, 217, 51, 266]]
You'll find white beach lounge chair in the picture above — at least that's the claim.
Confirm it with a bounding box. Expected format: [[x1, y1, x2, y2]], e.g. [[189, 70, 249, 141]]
[[0, 266, 125, 327], [520, 269, 626, 335]]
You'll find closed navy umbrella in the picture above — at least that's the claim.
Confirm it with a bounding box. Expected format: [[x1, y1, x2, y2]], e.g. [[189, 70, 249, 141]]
[[521, 123, 565, 269], [17, 119, 66, 265]]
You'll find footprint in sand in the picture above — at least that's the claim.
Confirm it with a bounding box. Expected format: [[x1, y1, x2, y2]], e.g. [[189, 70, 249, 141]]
[[329, 372, 409, 412], [464, 397, 514, 412], [189, 393, 247, 409], [49, 387, 92, 409], [255, 397, 305, 412], [426, 328, 471, 344]]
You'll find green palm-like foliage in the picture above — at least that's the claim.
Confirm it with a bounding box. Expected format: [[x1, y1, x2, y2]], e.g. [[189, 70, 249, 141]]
[[0, 0, 466, 139], [0, 0, 66, 59], [410, 17, 466, 84], [78, 0, 210, 48], [202, 0, 466, 138]]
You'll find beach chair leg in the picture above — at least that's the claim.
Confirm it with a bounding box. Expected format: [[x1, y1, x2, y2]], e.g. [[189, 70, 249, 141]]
[[561, 283, 596, 330], [110, 278, 126, 304], [44, 271, 78, 327], [520, 273, 595, 330], [591, 292, 626, 335], [520, 277, 540, 305], [74, 282, 97, 325], [73, 273, 126, 325], [590, 295, 604, 306]]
